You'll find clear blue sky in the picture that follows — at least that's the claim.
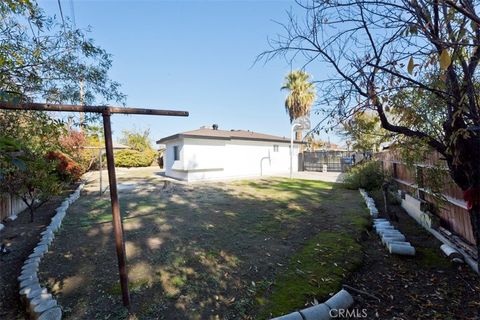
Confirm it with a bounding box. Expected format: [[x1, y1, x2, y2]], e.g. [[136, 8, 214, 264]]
[[39, 0, 343, 146]]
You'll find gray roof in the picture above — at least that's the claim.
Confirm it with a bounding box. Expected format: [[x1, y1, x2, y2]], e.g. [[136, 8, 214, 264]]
[[156, 128, 303, 144]]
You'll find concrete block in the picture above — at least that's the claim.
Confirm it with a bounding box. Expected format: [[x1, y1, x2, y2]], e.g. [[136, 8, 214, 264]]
[[270, 311, 304, 320], [377, 230, 402, 237], [378, 229, 403, 235], [373, 221, 391, 227], [28, 251, 44, 259], [55, 207, 66, 213], [32, 299, 57, 318], [29, 293, 53, 313], [388, 243, 415, 256], [38, 238, 53, 247], [18, 272, 37, 283], [37, 306, 62, 320], [299, 303, 331, 320], [374, 227, 395, 234], [25, 287, 47, 300], [20, 277, 39, 289], [21, 266, 39, 276], [34, 244, 48, 254], [382, 234, 406, 245], [384, 240, 411, 247], [20, 284, 41, 296], [22, 260, 40, 270], [41, 232, 54, 241], [440, 244, 464, 263], [40, 229, 53, 236], [24, 257, 41, 265], [324, 289, 354, 310]]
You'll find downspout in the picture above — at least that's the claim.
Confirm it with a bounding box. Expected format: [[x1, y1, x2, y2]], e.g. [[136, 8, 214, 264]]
[[260, 150, 271, 177]]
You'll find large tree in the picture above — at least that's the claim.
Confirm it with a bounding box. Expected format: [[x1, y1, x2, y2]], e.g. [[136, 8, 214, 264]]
[[0, 0, 124, 106], [260, 0, 480, 270], [1, 0, 124, 220], [281, 70, 316, 140], [342, 112, 392, 153]]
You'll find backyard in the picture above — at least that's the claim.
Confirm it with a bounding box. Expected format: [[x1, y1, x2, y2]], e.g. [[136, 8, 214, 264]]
[[38, 168, 369, 319]]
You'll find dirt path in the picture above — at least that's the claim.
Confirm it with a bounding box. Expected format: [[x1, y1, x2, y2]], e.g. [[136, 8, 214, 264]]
[[345, 191, 479, 319]]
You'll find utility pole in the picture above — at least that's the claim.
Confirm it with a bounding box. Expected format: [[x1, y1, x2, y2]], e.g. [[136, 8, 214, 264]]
[[79, 78, 84, 130]]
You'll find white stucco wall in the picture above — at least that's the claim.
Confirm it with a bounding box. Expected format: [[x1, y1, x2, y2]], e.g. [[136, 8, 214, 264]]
[[164, 137, 300, 182]]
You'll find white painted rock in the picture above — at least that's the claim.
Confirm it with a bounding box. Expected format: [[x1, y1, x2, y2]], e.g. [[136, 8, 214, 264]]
[[18, 271, 37, 282], [378, 229, 403, 236], [33, 299, 57, 317], [37, 306, 62, 320], [324, 289, 354, 310], [29, 293, 53, 313], [21, 266, 39, 276], [440, 244, 464, 263], [19, 277, 39, 289], [299, 303, 331, 320], [19, 284, 41, 296], [385, 240, 411, 247], [382, 234, 406, 245], [34, 244, 49, 254], [25, 287, 47, 300], [22, 261, 40, 270], [271, 312, 304, 320], [388, 243, 416, 256]]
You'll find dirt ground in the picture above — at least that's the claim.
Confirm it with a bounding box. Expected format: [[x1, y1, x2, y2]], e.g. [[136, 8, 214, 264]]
[[0, 186, 76, 320], [38, 169, 368, 320], [345, 191, 479, 319], [6, 167, 478, 320]]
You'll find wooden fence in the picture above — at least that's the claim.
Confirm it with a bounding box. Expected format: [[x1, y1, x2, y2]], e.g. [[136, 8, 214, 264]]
[[0, 193, 27, 221], [376, 150, 475, 245]]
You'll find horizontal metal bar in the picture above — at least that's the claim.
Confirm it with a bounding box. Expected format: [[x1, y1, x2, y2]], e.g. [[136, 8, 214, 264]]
[[0, 102, 189, 117]]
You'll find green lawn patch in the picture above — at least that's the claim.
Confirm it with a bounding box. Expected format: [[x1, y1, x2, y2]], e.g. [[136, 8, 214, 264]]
[[258, 232, 364, 318]]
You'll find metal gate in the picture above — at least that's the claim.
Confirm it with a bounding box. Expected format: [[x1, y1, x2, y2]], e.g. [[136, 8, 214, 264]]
[[300, 151, 352, 172]]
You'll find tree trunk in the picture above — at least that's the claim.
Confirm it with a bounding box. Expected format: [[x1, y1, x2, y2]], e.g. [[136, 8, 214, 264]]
[[28, 206, 34, 222]]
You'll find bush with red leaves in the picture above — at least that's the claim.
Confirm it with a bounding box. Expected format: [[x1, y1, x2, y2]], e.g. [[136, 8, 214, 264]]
[[45, 150, 83, 182]]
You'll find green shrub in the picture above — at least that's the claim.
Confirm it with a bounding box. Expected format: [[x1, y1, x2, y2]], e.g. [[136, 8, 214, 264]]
[[343, 161, 384, 191], [114, 149, 155, 168]]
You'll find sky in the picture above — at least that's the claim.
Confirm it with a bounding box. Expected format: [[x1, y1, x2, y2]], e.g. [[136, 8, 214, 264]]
[[38, 0, 343, 147]]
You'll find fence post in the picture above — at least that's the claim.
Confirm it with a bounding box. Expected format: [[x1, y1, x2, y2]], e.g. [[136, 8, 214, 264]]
[[298, 153, 304, 172]]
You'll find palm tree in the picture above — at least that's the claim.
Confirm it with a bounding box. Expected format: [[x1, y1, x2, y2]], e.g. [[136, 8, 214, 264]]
[[281, 70, 316, 140]]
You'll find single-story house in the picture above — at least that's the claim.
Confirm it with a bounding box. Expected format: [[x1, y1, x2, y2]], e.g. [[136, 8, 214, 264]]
[[156, 125, 302, 182]]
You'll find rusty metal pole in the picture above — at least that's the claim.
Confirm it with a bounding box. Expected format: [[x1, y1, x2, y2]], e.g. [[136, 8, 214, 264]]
[[102, 110, 131, 307]]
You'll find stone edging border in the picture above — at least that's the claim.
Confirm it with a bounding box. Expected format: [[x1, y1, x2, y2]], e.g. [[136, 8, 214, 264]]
[[271, 289, 354, 320], [17, 182, 84, 320], [359, 188, 416, 256]]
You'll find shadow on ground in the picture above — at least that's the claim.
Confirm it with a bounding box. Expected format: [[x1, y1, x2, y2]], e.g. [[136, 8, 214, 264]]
[[38, 173, 368, 320]]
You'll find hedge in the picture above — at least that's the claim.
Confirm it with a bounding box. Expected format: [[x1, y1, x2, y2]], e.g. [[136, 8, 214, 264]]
[[45, 150, 83, 182], [343, 160, 384, 191], [114, 149, 155, 168]]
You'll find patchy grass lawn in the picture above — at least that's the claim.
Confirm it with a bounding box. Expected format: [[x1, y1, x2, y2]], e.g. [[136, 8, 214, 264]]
[[39, 170, 369, 320]]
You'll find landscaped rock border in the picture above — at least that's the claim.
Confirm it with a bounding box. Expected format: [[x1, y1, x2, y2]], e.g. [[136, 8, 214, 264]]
[[18, 183, 84, 320], [270, 289, 354, 320], [359, 189, 416, 256]]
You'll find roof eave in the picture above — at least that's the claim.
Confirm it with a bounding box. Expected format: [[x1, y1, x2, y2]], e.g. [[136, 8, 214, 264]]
[[157, 134, 304, 144]]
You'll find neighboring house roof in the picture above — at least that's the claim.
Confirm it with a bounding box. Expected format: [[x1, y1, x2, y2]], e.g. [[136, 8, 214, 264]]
[[156, 128, 303, 144]]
